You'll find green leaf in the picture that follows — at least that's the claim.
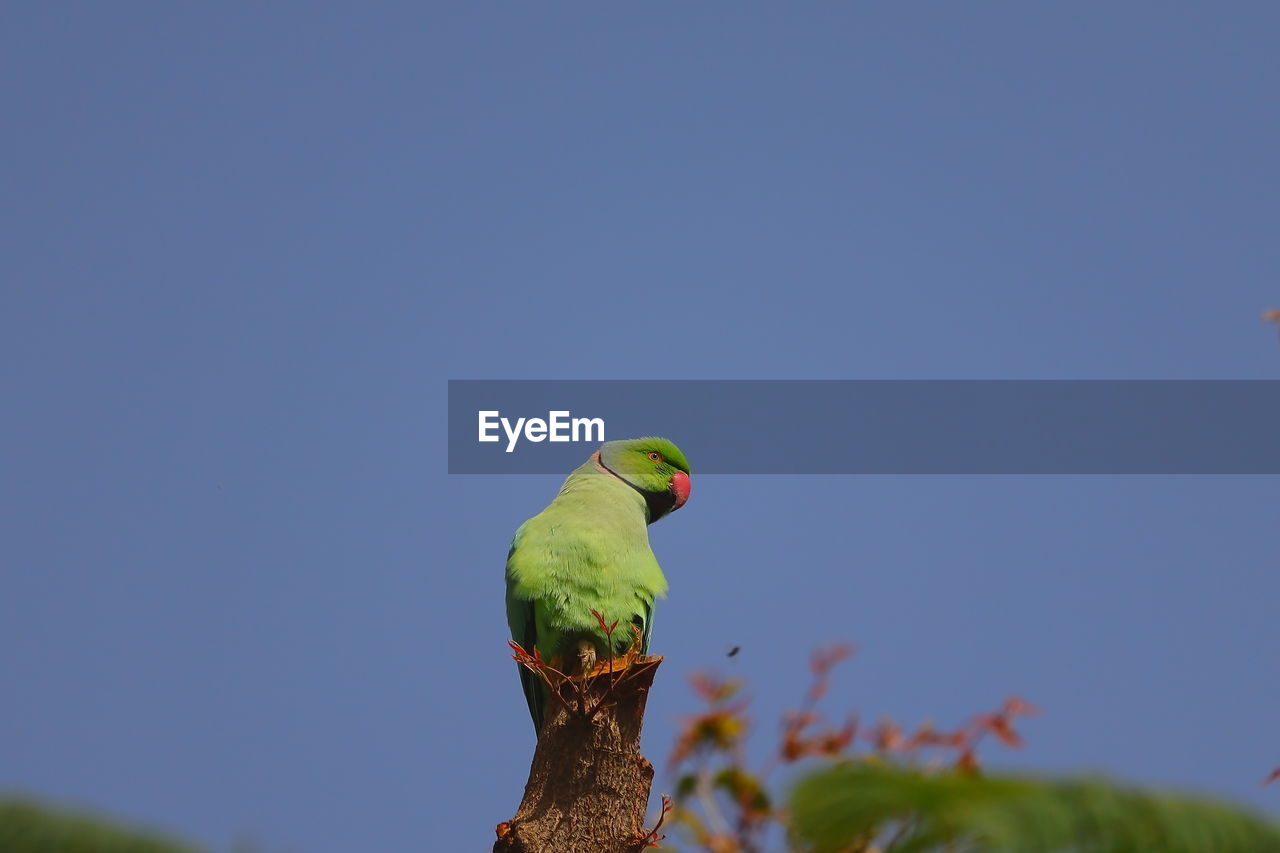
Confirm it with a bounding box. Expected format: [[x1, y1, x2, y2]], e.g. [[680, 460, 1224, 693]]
[[675, 773, 699, 802], [713, 767, 771, 815], [0, 798, 199, 853], [789, 762, 1280, 853]]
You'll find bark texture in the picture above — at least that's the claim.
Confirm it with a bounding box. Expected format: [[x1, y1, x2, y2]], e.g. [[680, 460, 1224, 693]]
[[494, 656, 663, 853]]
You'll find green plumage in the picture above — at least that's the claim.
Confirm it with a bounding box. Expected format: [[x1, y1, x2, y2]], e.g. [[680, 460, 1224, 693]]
[[505, 437, 690, 733]]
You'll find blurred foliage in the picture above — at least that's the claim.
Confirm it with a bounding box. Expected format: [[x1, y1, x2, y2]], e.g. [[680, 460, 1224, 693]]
[[0, 797, 199, 853], [790, 763, 1280, 853], [662, 647, 1279, 853]]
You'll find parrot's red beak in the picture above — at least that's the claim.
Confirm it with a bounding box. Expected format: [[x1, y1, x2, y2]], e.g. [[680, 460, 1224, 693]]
[[670, 470, 691, 511]]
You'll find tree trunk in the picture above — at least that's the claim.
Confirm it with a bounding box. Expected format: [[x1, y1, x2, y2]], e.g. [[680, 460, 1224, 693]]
[[494, 656, 664, 853]]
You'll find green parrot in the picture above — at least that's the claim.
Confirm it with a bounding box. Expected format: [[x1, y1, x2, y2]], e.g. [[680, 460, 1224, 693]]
[[505, 437, 692, 733]]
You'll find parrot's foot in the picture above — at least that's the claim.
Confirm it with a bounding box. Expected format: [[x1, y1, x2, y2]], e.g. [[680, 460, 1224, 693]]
[[627, 622, 644, 657], [576, 639, 597, 679]]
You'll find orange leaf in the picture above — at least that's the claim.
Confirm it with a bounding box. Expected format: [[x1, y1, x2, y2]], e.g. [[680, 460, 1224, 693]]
[[976, 713, 1024, 749], [1002, 695, 1041, 717]]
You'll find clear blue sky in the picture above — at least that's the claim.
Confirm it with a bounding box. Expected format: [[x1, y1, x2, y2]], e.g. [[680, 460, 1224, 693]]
[[3, 4, 1278, 851]]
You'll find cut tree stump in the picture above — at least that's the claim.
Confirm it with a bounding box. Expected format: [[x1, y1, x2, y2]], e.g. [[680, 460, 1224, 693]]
[[494, 655, 665, 853]]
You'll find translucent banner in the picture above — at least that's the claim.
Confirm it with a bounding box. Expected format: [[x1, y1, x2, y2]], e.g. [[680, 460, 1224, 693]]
[[447, 380, 1280, 474]]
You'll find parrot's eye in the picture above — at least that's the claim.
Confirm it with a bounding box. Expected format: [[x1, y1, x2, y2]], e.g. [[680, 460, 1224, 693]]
[[647, 451, 663, 462]]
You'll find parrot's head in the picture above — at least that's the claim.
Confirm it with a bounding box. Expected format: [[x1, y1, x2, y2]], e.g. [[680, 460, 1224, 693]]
[[595, 437, 691, 523]]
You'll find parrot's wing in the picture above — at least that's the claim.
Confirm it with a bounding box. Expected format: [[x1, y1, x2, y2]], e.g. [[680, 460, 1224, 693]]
[[507, 590, 543, 732], [505, 525, 546, 733], [635, 599, 653, 656]]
